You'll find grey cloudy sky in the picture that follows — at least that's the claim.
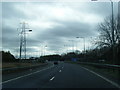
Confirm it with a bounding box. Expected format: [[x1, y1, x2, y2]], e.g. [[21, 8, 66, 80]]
[[1, 0, 119, 58]]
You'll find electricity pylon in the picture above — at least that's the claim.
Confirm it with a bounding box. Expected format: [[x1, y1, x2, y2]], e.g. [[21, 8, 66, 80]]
[[18, 22, 32, 60]]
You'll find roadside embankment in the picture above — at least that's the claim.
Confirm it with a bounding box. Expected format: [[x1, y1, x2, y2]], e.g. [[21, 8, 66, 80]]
[[1, 62, 48, 74]]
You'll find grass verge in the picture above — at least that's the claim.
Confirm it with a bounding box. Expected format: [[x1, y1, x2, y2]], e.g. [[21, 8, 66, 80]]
[[2, 62, 48, 74], [2, 62, 44, 69]]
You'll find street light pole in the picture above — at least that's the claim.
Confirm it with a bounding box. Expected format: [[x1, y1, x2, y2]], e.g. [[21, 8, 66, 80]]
[[110, 0, 115, 64], [44, 45, 47, 56], [83, 37, 85, 53], [91, 0, 115, 63], [118, 1, 120, 43], [110, 0, 114, 46], [76, 37, 85, 53], [69, 40, 74, 52]]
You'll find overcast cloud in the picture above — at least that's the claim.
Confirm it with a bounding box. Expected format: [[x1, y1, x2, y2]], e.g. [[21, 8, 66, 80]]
[[1, 1, 118, 58]]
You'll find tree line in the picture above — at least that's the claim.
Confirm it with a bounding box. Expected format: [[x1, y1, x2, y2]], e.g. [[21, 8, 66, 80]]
[[62, 15, 120, 65], [1, 51, 16, 62]]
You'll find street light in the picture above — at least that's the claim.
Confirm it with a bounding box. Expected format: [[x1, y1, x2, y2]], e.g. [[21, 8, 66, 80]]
[[76, 37, 85, 53], [109, 0, 115, 64], [64, 45, 68, 54], [76, 37, 80, 51], [91, 0, 115, 63], [91, 0, 114, 45], [29, 30, 32, 32], [25, 29, 32, 60], [43, 45, 47, 56], [68, 40, 74, 52], [109, 0, 114, 46]]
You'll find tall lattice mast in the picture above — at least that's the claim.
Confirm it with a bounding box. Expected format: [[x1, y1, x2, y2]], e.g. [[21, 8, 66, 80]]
[[19, 22, 31, 60]]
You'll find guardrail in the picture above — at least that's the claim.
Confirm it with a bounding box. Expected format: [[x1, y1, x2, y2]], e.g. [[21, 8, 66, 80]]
[[1, 63, 48, 74], [75, 62, 120, 80], [77, 62, 120, 70]]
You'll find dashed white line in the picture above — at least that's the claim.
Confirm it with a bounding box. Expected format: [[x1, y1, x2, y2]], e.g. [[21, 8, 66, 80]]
[[1, 65, 54, 84], [50, 76, 55, 81], [81, 66, 120, 88], [59, 70, 62, 72]]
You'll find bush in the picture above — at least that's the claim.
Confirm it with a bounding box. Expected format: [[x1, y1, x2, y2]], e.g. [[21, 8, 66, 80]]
[[1, 51, 16, 62]]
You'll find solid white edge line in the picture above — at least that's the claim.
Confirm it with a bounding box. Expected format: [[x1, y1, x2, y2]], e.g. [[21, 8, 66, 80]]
[[50, 76, 55, 81], [1, 65, 54, 84], [81, 66, 120, 88]]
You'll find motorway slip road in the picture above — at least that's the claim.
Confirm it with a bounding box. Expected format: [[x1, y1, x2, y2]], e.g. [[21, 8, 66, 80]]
[[1, 62, 120, 88]]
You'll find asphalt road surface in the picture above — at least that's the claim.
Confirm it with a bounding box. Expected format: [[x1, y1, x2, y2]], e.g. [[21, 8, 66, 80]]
[[1, 62, 119, 88]]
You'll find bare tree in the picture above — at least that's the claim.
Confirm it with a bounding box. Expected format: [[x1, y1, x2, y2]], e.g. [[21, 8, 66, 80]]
[[96, 15, 120, 48]]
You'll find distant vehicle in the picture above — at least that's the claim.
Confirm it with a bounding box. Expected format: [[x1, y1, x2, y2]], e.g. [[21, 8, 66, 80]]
[[45, 60, 48, 62], [54, 61, 58, 65]]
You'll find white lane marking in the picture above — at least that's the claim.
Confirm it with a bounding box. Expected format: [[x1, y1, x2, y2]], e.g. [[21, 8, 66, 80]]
[[81, 66, 120, 88], [1, 65, 54, 84], [50, 76, 55, 81], [62, 66, 64, 69], [59, 70, 62, 72]]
